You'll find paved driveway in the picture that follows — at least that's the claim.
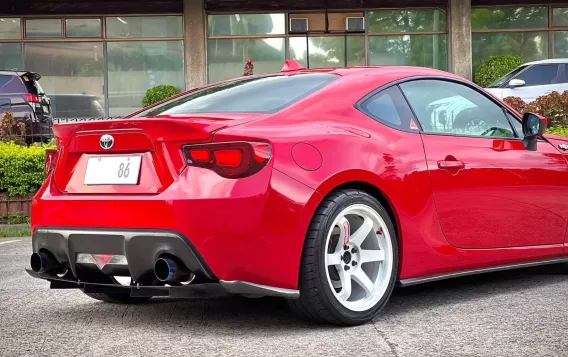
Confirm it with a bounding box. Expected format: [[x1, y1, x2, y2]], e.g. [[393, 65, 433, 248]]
[[1, 238, 567, 357]]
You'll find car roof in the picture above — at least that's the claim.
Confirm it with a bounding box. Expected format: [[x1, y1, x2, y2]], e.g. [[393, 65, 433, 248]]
[[0, 70, 41, 79], [523, 58, 568, 65]]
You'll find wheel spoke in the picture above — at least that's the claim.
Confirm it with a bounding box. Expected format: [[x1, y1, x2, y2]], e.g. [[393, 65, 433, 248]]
[[359, 249, 385, 264], [337, 269, 352, 301], [350, 217, 373, 247], [327, 252, 342, 266], [352, 269, 374, 296]]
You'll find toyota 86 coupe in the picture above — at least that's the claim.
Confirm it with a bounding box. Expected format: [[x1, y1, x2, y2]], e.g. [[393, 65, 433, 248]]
[[28, 61, 568, 326]]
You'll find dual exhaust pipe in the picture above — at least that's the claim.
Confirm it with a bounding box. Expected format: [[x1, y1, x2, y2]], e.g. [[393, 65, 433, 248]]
[[31, 252, 192, 283]]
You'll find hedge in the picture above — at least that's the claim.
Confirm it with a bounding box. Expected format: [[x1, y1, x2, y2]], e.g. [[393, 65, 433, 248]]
[[0, 142, 55, 196], [142, 85, 182, 107], [504, 91, 568, 128]]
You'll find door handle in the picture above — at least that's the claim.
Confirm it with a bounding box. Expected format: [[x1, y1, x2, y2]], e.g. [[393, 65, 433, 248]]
[[437, 160, 465, 170]]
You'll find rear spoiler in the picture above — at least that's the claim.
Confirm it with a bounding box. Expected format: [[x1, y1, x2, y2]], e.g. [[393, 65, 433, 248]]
[[17, 71, 41, 81]]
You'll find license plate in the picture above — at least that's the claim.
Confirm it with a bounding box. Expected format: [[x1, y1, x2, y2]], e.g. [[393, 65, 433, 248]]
[[84, 155, 142, 185]]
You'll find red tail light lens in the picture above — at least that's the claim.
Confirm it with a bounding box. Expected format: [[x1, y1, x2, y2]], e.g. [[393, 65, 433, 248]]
[[182, 142, 271, 179], [24, 94, 41, 103], [45, 149, 58, 176]]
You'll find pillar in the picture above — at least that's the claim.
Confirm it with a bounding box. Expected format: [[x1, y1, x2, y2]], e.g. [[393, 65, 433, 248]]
[[449, 0, 473, 80], [183, 0, 206, 89]]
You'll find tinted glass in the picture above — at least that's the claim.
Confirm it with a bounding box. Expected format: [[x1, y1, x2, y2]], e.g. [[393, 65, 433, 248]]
[[0, 43, 23, 70], [133, 74, 338, 117], [66, 18, 102, 38], [488, 65, 528, 88], [207, 38, 285, 83], [368, 35, 447, 70], [25, 19, 62, 38], [399, 80, 515, 137], [106, 16, 183, 39], [554, 31, 568, 59], [24, 42, 104, 118], [0, 75, 25, 93], [472, 7, 548, 30], [552, 8, 568, 27], [107, 41, 185, 116], [0, 18, 21, 40], [472, 32, 548, 72], [360, 86, 416, 130], [208, 14, 285, 36], [289, 36, 365, 68], [367, 10, 447, 33], [517, 64, 562, 86]]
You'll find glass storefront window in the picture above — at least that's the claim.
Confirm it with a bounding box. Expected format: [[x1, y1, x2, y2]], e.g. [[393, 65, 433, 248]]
[[289, 36, 365, 68], [368, 35, 448, 70], [66, 18, 102, 38], [472, 32, 548, 69], [0, 18, 21, 40], [0, 43, 23, 70], [106, 16, 183, 39], [553, 31, 568, 58], [553, 8, 568, 27], [472, 7, 548, 30], [207, 38, 285, 83], [24, 42, 105, 118], [25, 19, 62, 38], [107, 41, 185, 116], [367, 10, 447, 33], [208, 14, 285, 36]]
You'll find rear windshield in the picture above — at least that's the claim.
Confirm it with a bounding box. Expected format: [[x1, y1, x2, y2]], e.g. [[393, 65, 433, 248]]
[[0, 75, 25, 94], [132, 73, 338, 117]]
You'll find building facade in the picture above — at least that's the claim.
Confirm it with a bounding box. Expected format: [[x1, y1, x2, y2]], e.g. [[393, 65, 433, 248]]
[[1, 0, 567, 117]]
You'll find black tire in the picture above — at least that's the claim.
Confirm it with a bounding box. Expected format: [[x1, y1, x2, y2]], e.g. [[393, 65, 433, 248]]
[[83, 292, 152, 304], [288, 189, 399, 326]]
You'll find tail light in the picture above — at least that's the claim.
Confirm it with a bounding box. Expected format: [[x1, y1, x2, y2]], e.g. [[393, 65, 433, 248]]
[[45, 149, 58, 176], [24, 94, 41, 103], [182, 142, 271, 179]]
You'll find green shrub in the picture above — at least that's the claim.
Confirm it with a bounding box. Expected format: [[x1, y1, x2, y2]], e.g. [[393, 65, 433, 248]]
[[0, 141, 55, 196], [142, 85, 182, 107], [475, 55, 524, 88], [547, 126, 568, 136]]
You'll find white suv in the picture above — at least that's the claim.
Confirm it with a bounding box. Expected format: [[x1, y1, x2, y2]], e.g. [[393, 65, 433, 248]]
[[484, 59, 568, 102]]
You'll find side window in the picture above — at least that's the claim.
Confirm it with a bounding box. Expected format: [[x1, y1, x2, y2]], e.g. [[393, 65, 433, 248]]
[[516, 64, 562, 86], [359, 86, 417, 131], [506, 112, 523, 138], [0, 75, 25, 94], [399, 80, 515, 138]]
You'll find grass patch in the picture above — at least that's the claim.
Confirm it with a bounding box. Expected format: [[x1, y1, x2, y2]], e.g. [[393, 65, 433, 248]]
[[0, 228, 31, 238], [0, 213, 30, 225]]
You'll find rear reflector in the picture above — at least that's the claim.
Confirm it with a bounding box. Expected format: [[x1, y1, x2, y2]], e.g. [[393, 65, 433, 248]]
[[182, 142, 271, 179]]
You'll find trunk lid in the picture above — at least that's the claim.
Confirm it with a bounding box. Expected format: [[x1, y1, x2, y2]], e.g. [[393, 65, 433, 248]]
[[51, 114, 266, 194]]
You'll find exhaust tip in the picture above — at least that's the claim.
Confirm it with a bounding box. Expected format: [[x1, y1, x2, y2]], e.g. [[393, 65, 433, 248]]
[[154, 258, 175, 282], [30, 252, 46, 273]]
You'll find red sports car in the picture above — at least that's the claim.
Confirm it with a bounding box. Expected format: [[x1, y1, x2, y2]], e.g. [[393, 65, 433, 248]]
[[29, 61, 568, 326]]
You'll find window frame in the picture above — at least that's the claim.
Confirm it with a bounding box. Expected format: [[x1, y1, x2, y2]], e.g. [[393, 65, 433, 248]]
[[356, 75, 524, 140]]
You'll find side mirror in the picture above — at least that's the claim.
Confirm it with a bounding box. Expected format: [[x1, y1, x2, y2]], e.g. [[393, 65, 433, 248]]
[[522, 112, 547, 151], [508, 79, 526, 88]]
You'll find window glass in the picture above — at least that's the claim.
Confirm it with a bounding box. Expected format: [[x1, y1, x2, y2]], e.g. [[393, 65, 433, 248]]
[[106, 16, 183, 39], [472, 7, 548, 30], [554, 31, 568, 59], [399, 80, 515, 138], [289, 36, 365, 68], [553, 8, 568, 27], [0, 75, 25, 94], [472, 32, 548, 72], [0, 18, 21, 40], [0, 43, 23, 70], [208, 14, 285, 36], [360, 86, 416, 130], [207, 38, 285, 83], [507, 112, 523, 137], [367, 10, 446, 33], [517, 64, 562, 86], [368, 35, 447, 70], [66, 18, 102, 38], [24, 42, 105, 118], [107, 41, 185, 116], [488, 65, 528, 88], [25, 19, 62, 38], [133, 73, 338, 117]]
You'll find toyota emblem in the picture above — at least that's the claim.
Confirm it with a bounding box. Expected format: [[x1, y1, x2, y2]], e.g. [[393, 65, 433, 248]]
[[100, 134, 114, 150]]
